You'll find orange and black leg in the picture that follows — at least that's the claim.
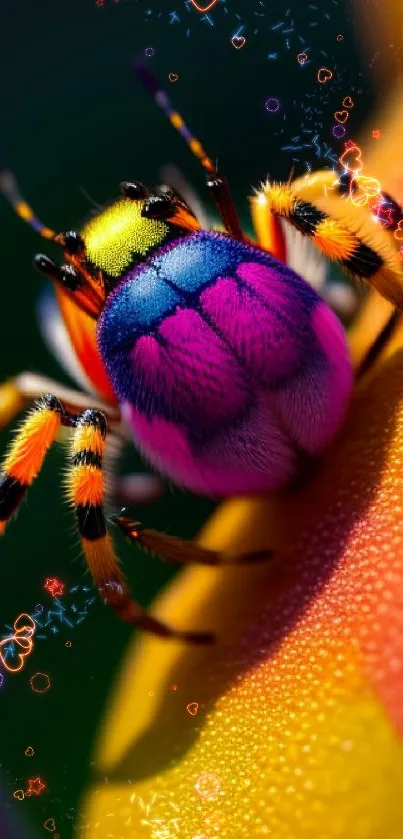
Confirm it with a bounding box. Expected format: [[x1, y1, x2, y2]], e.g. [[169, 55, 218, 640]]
[[0, 395, 64, 534], [67, 409, 216, 643]]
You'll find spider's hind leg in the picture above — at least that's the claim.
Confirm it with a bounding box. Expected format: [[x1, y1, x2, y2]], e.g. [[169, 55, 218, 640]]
[[114, 514, 273, 567]]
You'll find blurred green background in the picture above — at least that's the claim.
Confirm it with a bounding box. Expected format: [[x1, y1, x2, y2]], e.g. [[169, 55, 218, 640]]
[[0, 1, 376, 835]]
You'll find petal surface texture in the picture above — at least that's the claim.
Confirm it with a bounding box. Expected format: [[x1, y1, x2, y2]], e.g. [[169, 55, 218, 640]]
[[79, 341, 403, 839]]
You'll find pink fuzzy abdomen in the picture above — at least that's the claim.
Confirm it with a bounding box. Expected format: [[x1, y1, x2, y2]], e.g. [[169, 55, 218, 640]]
[[98, 231, 353, 497], [123, 299, 352, 497], [124, 393, 296, 497]]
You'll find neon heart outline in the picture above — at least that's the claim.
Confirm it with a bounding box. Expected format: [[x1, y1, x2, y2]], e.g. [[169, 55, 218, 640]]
[[334, 110, 349, 124], [339, 143, 363, 175], [231, 35, 246, 49], [317, 67, 333, 83], [0, 634, 33, 672], [190, 0, 219, 11], [0, 612, 36, 672]]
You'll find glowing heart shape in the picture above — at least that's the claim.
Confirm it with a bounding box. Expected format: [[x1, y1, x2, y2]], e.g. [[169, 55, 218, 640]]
[[334, 110, 349, 124], [0, 634, 33, 672], [339, 141, 363, 174], [394, 220, 403, 242], [13, 612, 36, 637], [231, 35, 246, 49], [343, 96, 354, 108], [0, 612, 36, 672], [297, 52, 308, 65], [169, 73, 179, 82], [190, 0, 218, 10], [317, 67, 333, 83], [350, 175, 381, 208]]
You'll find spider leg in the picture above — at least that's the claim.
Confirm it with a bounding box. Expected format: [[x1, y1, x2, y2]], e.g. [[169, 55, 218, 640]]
[[0, 372, 120, 431], [255, 183, 403, 308], [67, 410, 215, 644], [0, 394, 66, 533], [0, 374, 163, 509], [113, 514, 273, 567], [206, 173, 246, 241]]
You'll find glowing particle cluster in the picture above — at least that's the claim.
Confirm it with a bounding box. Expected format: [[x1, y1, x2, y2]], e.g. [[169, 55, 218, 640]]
[[0, 583, 96, 686]]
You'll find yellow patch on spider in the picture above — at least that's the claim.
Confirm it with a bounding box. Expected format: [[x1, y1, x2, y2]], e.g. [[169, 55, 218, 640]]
[[81, 198, 169, 278]]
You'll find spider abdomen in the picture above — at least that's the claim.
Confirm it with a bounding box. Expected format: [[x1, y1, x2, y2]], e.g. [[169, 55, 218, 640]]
[[98, 230, 353, 497]]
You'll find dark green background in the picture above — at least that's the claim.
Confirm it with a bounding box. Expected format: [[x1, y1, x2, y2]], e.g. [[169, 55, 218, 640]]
[[0, 1, 375, 836]]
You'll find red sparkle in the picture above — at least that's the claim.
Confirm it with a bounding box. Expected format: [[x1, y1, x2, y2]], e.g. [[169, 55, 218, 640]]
[[44, 577, 65, 598], [372, 129, 381, 139], [27, 776, 46, 796], [373, 202, 394, 228]]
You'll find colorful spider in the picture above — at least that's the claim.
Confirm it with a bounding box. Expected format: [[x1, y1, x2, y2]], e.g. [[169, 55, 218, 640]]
[[0, 65, 402, 643]]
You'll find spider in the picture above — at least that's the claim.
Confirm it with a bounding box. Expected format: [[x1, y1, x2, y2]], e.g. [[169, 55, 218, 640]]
[[0, 64, 402, 643]]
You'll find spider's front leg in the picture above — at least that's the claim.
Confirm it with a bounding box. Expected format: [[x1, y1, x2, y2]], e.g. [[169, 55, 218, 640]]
[[0, 391, 117, 532], [0, 394, 66, 533], [0, 372, 119, 431]]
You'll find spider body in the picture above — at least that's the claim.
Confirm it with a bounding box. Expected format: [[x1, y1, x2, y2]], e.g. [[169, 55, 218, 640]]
[[98, 227, 352, 497]]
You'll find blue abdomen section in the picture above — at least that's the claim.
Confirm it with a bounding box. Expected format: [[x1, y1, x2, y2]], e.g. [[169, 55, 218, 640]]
[[98, 231, 251, 349], [98, 230, 317, 351]]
